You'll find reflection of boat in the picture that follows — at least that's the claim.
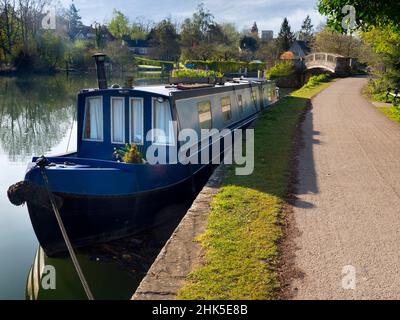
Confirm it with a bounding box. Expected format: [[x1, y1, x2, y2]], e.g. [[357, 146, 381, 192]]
[[26, 246, 139, 300], [10, 54, 278, 256]]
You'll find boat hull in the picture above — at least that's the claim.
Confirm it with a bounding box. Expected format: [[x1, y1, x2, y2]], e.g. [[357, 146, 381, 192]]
[[27, 165, 214, 256]]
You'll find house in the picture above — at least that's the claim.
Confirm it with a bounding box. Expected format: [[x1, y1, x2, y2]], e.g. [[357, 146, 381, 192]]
[[124, 39, 150, 56], [261, 30, 273, 42], [288, 40, 310, 59]]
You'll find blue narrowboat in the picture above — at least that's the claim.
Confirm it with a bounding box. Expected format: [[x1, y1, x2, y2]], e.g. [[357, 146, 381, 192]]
[[8, 54, 278, 256]]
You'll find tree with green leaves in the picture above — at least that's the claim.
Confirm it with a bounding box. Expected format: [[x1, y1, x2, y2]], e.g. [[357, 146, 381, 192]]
[[299, 15, 314, 42], [66, 3, 83, 41], [148, 19, 180, 61], [276, 17, 295, 53], [317, 0, 400, 32], [108, 10, 131, 40], [180, 3, 226, 61]]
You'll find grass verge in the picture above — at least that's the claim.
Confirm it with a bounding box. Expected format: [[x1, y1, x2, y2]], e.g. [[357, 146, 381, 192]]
[[377, 106, 400, 123], [177, 80, 333, 300]]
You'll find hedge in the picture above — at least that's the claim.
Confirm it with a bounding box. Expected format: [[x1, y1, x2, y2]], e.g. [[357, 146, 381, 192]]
[[133, 57, 175, 70], [184, 60, 267, 74]]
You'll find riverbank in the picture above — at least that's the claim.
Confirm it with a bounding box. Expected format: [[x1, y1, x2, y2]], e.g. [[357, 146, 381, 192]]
[[175, 79, 333, 300]]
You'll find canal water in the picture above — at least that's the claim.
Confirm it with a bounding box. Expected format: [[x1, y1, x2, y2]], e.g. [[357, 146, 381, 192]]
[[0, 73, 181, 300]]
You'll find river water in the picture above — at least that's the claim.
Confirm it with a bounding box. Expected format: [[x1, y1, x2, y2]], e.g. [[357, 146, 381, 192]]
[[0, 73, 170, 300]]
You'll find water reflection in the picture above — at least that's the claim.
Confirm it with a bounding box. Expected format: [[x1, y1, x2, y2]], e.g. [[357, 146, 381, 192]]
[[26, 247, 140, 300], [0, 76, 81, 162], [0, 72, 169, 299]]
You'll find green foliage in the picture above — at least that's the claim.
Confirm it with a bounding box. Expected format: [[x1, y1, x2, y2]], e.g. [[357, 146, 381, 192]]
[[66, 4, 83, 41], [108, 10, 131, 40], [303, 74, 330, 89], [361, 26, 400, 98], [148, 19, 180, 61], [172, 68, 223, 78], [266, 61, 295, 80], [113, 144, 143, 164], [299, 15, 314, 42], [185, 60, 266, 73], [66, 41, 94, 71], [134, 57, 174, 70], [317, 0, 400, 32], [276, 18, 295, 53]]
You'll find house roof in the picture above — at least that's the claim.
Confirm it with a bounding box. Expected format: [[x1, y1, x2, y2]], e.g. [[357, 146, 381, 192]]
[[290, 40, 310, 54]]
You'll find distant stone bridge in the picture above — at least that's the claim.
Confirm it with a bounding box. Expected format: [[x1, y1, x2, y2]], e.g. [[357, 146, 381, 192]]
[[301, 53, 352, 75]]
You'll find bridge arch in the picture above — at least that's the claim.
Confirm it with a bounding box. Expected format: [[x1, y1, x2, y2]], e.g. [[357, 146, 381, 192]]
[[302, 52, 351, 75]]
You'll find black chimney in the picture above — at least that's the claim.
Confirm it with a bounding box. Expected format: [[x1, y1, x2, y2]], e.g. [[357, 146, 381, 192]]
[[92, 53, 108, 89]]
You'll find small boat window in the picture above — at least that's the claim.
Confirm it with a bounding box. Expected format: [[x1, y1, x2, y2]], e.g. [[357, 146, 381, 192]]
[[237, 94, 244, 115], [221, 96, 232, 122], [83, 96, 103, 141], [198, 101, 212, 130], [130, 98, 144, 145], [152, 98, 174, 145], [111, 97, 125, 144]]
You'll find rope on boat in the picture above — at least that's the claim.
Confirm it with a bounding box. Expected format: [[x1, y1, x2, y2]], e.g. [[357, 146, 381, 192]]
[[36, 156, 94, 301]]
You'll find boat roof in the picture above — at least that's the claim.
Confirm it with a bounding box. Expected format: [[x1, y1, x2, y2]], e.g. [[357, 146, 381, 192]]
[[79, 78, 274, 99]]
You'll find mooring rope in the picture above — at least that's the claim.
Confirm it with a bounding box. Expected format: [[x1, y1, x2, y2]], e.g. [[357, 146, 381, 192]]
[[37, 157, 94, 300]]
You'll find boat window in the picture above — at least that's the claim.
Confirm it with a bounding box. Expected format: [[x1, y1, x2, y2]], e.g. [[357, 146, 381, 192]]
[[130, 98, 144, 145], [198, 101, 212, 130], [237, 94, 244, 115], [152, 98, 174, 145], [111, 97, 125, 144], [83, 96, 103, 141], [221, 96, 232, 122]]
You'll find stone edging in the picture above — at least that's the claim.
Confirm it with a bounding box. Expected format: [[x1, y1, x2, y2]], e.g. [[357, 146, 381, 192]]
[[132, 165, 224, 300]]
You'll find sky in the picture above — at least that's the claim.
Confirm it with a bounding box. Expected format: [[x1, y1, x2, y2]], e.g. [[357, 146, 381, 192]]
[[59, 0, 326, 35]]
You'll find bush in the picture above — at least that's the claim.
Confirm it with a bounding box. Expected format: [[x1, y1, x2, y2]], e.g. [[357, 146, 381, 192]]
[[367, 77, 393, 102], [134, 57, 174, 70], [266, 61, 295, 80], [172, 68, 223, 78], [304, 74, 330, 88]]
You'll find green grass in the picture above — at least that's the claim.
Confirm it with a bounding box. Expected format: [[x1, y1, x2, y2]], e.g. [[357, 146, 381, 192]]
[[377, 106, 400, 123], [177, 80, 333, 300]]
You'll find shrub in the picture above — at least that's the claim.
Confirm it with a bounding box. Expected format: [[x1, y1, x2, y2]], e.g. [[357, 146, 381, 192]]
[[304, 74, 330, 88], [172, 68, 223, 78], [134, 57, 174, 70], [266, 61, 295, 80]]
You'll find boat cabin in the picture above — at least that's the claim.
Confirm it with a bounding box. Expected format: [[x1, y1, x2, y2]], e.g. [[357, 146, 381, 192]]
[[77, 79, 277, 161]]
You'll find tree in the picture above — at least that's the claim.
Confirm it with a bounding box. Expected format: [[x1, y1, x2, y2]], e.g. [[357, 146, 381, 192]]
[[66, 3, 83, 41], [251, 21, 258, 37], [0, 0, 19, 60], [108, 10, 130, 40], [148, 19, 180, 61], [317, 0, 400, 32], [276, 18, 295, 53], [180, 3, 223, 61], [37, 31, 65, 69], [312, 24, 362, 58], [240, 35, 258, 54], [299, 15, 314, 42]]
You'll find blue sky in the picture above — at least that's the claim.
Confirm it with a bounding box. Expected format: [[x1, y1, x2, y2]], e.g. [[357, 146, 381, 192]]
[[59, 0, 325, 35]]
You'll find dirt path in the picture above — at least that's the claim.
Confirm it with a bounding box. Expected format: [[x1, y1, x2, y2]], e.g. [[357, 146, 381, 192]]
[[289, 77, 400, 300]]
